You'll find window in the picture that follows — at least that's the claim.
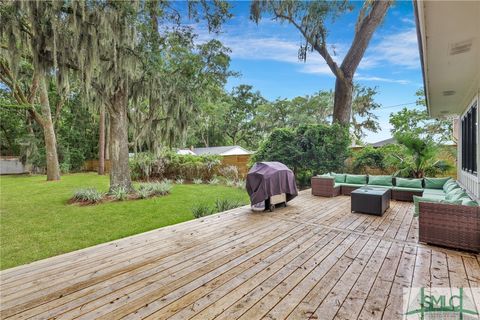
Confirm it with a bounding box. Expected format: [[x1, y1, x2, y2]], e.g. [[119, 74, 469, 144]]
[[461, 101, 477, 174]]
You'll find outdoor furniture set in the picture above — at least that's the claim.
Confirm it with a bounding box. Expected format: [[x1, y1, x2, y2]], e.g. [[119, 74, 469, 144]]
[[311, 173, 480, 253]]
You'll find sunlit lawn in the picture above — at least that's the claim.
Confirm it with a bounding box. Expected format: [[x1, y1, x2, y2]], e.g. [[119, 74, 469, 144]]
[[0, 173, 249, 270]]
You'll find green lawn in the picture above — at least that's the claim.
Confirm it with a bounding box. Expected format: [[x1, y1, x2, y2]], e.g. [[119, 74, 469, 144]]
[[0, 173, 249, 270]]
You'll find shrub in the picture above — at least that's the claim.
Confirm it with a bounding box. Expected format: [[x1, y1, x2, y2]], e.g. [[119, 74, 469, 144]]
[[129, 153, 166, 180], [218, 165, 239, 180], [193, 178, 203, 184], [111, 186, 128, 201], [352, 146, 386, 174], [138, 181, 172, 197], [252, 124, 350, 186], [175, 178, 184, 184], [225, 178, 236, 187], [208, 177, 220, 185], [192, 203, 214, 218], [215, 198, 244, 212], [72, 188, 103, 203], [137, 187, 151, 199], [235, 180, 245, 189]]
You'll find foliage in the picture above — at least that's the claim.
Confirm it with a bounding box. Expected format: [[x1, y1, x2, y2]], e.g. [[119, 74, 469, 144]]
[[252, 128, 301, 172], [110, 186, 129, 201], [225, 178, 236, 187], [175, 178, 184, 184], [192, 203, 215, 218], [192, 197, 246, 218], [208, 177, 220, 185], [218, 165, 239, 181], [0, 173, 249, 269], [214, 198, 244, 212], [129, 151, 222, 181], [389, 89, 452, 142], [138, 181, 172, 197], [253, 124, 350, 186], [193, 178, 203, 185], [235, 180, 246, 189], [393, 133, 452, 178], [352, 146, 386, 174], [72, 188, 103, 203]]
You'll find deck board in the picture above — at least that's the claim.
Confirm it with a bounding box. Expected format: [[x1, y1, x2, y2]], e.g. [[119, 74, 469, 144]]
[[1, 191, 478, 319]]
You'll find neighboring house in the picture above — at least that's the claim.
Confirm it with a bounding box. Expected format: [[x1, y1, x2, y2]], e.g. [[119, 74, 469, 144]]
[[415, 0, 479, 199], [368, 137, 397, 148], [192, 146, 252, 156]]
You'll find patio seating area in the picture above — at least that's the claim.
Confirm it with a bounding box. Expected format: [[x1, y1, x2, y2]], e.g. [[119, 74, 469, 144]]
[[1, 190, 479, 320]]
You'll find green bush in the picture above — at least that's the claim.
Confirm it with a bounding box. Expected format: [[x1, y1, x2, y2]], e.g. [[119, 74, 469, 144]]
[[192, 198, 246, 218], [208, 177, 220, 185], [138, 181, 172, 197], [110, 186, 128, 201], [73, 188, 103, 203], [129, 151, 222, 181], [352, 146, 386, 174], [215, 198, 244, 212], [192, 203, 214, 218], [253, 124, 351, 186], [193, 178, 203, 184]]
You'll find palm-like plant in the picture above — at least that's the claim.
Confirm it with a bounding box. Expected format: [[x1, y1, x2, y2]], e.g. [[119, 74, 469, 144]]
[[392, 133, 452, 178]]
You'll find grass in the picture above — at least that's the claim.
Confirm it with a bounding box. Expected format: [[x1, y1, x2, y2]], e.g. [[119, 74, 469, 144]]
[[0, 173, 249, 270]]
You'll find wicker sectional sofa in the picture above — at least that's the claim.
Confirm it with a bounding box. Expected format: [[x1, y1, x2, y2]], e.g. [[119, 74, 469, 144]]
[[311, 174, 480, 252]]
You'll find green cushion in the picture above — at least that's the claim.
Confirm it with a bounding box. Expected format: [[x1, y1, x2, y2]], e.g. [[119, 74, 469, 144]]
[[413, 196, 462, 216], [424, 177, 451, 189], [395, 178, 423, 189], [331, 173, 346, 183], [444, 183, 460, 193], [338, 183, 367, 188], [367, 175, 393, 186], [392, 186, 423, 192], [423, 188, 446, 196], [442, 179, 456, 192], [413, 196, 442, 216], [445, 189, 468, 201], [460, 197, 479, 206], [345, 174, 367, 184]]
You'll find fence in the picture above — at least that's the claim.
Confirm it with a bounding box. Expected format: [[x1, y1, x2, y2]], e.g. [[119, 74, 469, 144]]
[[83, 159, 112, 173], [221, 154, 251, 177]]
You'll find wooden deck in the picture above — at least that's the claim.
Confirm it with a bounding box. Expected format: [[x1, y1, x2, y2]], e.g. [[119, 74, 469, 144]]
[[1, 191, 479, 319]]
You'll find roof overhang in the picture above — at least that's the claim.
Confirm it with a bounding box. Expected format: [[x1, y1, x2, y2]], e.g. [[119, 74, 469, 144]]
[[414, 0, 480, 117]]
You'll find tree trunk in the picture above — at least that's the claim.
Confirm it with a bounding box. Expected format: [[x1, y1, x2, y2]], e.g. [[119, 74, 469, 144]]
[[38, 70, 61, 181], [108, 87, 132, 192], [105, 115, 110, 160], [98, 104, 106, 175], [332, 77, 353, 125]]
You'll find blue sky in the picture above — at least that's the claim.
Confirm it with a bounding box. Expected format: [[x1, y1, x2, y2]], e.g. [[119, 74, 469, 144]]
[[196, 1, 424, 143]]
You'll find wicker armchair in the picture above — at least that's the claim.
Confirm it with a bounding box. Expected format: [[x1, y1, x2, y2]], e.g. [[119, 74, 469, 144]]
[[311, 177, 340, 197], [419, 202, 480, 252]]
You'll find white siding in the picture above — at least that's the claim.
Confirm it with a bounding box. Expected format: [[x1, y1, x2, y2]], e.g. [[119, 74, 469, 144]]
[[458, 93, 480, 200]]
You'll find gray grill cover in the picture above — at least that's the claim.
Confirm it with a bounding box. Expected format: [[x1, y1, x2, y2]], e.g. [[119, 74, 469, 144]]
[[246, 162, 298, 205]]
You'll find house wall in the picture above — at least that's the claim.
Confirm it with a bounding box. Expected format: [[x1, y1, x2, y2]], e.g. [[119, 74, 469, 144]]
[[457, 86, 480, 200]]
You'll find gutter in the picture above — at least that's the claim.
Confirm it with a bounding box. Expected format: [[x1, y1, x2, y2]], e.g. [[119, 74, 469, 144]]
[[413, 0, 431, 115]]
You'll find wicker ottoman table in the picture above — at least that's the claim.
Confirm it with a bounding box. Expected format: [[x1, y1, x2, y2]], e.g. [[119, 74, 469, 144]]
[[351, 187, 391, 216]]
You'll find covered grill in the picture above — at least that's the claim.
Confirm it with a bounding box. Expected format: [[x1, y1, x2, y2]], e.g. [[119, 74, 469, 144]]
[[246, 161, 298, 211]]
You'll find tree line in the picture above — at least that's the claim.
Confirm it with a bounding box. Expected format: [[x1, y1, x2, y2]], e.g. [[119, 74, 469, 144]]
[[1, 0, 392, 193]]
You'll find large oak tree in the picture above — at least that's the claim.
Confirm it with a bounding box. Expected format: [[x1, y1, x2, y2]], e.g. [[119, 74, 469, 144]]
[[250, 0, 391, 125]]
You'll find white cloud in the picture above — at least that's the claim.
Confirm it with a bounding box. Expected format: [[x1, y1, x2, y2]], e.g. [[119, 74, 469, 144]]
[[361, 28, 420, 70], [354, 75, 410, 85]]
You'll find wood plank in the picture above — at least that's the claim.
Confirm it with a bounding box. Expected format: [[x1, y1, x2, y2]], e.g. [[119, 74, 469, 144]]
[[284, 237, 379, 320], [357, 242, 404, 320], [328, 240, 392, 320]]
